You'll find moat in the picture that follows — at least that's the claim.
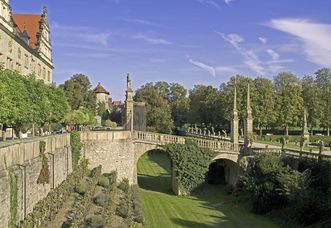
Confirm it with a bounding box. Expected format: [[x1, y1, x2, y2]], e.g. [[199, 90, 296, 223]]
[[137, 150, 279, 228]]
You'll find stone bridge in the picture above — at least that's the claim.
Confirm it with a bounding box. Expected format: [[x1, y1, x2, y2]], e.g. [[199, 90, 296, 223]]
[[81, 130, 242, 191], [81, 130, 331, 191]]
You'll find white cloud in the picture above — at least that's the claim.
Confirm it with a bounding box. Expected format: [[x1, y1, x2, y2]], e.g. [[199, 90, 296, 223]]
[[52, 23, 110, 46], [187, 56, 237, 76], [133, 34, 172, 45], [266, 49, 280, 61], [121, 18, 157, 26], [218, 32, 293, 74], [195, 0, 221, 9], [224, 0, 234, 5], [268, 18, 331, 67], [218, 32, 265, 74], [259, 37, 267, 44]]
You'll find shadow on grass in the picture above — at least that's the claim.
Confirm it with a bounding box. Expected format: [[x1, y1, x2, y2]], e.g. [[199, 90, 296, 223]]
[[137, 150, 173, 194], [171, 217, 231, 228]]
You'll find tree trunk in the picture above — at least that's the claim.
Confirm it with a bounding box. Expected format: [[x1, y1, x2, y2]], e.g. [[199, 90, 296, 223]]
[[328, 126, 330, 136], [260, 127, 262, 137], [32, 124, 35, 137]]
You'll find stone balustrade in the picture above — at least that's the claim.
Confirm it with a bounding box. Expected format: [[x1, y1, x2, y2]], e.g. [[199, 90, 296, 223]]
[[133, 131, 239, 153], [133, 131, 186, 145], [251, 148, 331, 161]]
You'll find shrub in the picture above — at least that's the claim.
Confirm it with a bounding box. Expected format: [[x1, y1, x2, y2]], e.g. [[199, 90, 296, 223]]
[[163, 139, 216, 194], [75, 182, 88, 195], [131, 185, 144, 224], [85, 215, 105, 228], [116, 200, 129, 218], [93, 193, 107, 207], [98, 175, 110, 188], [71, 131, 82, 171], [103, 119, 117, 128], [118, 178, 130, 193]]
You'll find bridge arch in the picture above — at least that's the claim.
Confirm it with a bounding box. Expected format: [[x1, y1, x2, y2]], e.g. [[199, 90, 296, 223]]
[[206, 154, 240, 186]]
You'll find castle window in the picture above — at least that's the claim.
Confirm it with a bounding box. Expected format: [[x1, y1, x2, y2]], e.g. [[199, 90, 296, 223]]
[[24, 54, 28, 68], [47, 71, 50, 82], [43, 67, 46, 79], [38, 64, 41, 76], [17, 48, 21, 59]]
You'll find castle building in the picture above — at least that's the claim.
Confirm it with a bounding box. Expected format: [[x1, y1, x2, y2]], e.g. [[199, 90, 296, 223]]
[[0, 0, 53, 83], [93, 82, 110, 109]]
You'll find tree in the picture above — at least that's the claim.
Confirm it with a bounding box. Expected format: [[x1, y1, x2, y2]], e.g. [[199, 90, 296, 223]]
[[134, 83, 174, 134], [96, 102, 109, 120], [60, 74, 96, 112], [168, 83, 190, 127], [274, 72, 303, 135], [189, 85, 218, 126], [253, 77, 276, 135], [0, 69, 69, 139], [314, 68, 331, 135], [64, 107, 96, 128], [0, 70, 32, 138], [301, 75, 323, 132]]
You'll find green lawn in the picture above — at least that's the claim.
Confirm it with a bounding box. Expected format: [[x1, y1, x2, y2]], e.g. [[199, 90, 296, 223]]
[[137, 151, 279, 228]]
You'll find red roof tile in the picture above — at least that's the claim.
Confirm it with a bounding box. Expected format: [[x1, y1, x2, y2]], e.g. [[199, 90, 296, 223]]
[[12, 14, 42, 49]]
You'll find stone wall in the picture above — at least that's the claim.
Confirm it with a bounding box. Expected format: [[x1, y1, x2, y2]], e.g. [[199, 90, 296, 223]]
[[81, 131, 136, 183], [0, 134, 71, 227]]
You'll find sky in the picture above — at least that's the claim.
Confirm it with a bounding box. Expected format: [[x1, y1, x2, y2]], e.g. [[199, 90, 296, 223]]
[[11, 0, 331, 100]]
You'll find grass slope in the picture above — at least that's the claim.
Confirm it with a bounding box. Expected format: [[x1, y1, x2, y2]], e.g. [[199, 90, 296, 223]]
[[137, 150, 279, 228]]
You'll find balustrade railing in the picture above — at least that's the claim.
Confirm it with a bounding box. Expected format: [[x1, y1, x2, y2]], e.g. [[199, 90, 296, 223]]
[[133, 131, 240, 152], [251, 147, 331, 161]]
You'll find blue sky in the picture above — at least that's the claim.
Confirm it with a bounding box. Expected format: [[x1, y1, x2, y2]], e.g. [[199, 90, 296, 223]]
[[11, 0, 331, 100]]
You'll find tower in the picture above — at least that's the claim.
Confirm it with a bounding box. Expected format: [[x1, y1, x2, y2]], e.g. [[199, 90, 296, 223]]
[[124, 73, 134, 131], [231, 81, 239, 145], [244, 83, 253, 147]]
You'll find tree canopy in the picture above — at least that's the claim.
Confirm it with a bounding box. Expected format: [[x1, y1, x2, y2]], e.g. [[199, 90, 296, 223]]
[[0, 69, 69, 137]]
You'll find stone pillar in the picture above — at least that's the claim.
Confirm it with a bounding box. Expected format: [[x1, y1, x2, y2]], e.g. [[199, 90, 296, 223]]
[[244, 83, 253, 148], [124, 73, 134, 131], [231, 83, 239, 144], [301, 108, 309, 146]]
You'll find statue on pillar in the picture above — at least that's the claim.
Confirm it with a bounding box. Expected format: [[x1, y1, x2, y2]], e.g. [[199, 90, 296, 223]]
[[244, 83, 253, 148], [301, 108, 309, 147], [231, 79, 239, 144]]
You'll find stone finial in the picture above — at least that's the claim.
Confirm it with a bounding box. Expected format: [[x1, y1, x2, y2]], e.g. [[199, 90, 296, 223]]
[[126, 73, 133, 101]]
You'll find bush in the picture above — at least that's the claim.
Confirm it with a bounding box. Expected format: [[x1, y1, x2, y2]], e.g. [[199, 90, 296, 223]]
[[224, 184, 234, 195], [118, 178, 130, 193], [75, 182, 88, 195], [163, 139, 216, 194], [131, 185, 144, 224], [98, 175, 110, 188], [93, 193, 107, 207], [71, 131, 82, 171], [103, 119, 117, 128], [116, 201, 129, 218], [85, 215, 105, 228]]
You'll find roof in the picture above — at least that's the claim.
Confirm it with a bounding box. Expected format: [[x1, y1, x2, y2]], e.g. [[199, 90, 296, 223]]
[[93, 83, 110, 95], [12, 14, 42, 49]]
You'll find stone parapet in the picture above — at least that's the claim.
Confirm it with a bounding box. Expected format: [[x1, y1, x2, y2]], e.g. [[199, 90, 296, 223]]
[[0, 134, 70, 171]]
